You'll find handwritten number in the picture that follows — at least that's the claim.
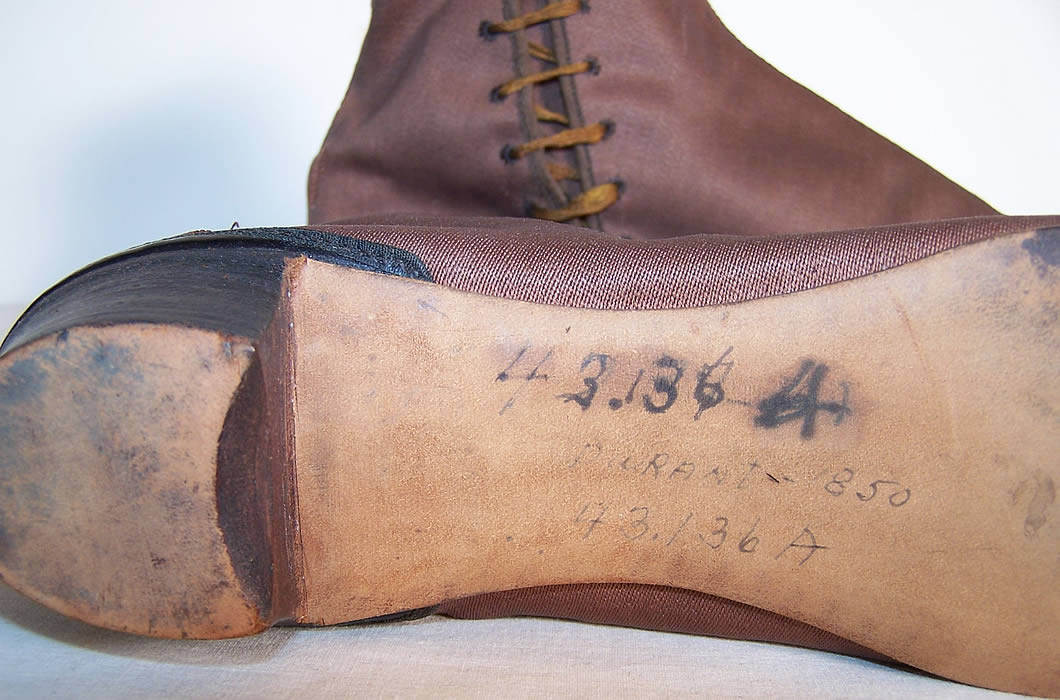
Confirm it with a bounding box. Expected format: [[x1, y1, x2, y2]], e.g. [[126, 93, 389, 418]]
[[559, 353, 611, 410], [738, 519, 760, 553], [693, 346, 733, 420], [665, 512, 694, 546], [623, 507, 650, 540], [623, 369, 645, 404], [643, 355, 683, 414], [754, 360, 851, 439], [824, 468, 855, 496], [856, 479, 897, 502], [889, 488, 912, 507], [526, 350, 552, 381], [706, 517, 728, 549], [574, 503, 608, 539], [496, 346, 527, 382], [830, 472, 912, 507]]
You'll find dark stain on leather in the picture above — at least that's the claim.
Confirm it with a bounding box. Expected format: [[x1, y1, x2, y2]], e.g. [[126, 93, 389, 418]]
[[0, 355, 48, 406], [1023, 226, 1060, 272]]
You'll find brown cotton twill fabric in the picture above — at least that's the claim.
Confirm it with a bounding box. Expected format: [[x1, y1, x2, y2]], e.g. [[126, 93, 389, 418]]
[[313, 214, 1058, 310], [308, 0, 996, 237], [307, 213, 1060, 662], [435, 584, 888, 662]]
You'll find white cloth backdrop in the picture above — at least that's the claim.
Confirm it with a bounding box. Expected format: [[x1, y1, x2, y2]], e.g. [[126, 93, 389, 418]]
[[0, 579, 1023, 699]]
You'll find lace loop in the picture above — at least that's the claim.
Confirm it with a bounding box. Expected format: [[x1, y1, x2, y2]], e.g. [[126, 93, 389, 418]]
[[502, 121, 611, 161], [482, 0, 584, 35], [531, 182, 621, 223], [494, 59, 596, 100]]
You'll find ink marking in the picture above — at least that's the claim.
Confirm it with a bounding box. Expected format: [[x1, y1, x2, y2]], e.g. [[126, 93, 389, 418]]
[[417, 298, 449, 318], [610, 369, 646, 410], [666, 512, 694, 546], [775, 528, 829, 566], [559, 353, 611, 410], [574, 502, 608, 539], [567, 442, 601, 469], [643, 356, 683, 414], [496, 346, 527, 382], [737, 461, 760, 489], [622, 506, 650, 540], [754, 360, 851, 439], [670, 461, 696, 480], [642, 453, 669, 478], [737, 519, 760, 553], [693, 346, 733, 420], [497, 345, 553, 414]]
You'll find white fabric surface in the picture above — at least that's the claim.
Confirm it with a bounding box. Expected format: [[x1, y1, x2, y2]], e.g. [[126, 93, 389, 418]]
[[0, 585, 1024, 699], [0, 304, 1029, 698]]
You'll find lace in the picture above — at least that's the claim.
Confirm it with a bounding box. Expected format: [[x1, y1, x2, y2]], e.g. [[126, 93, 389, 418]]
[[483, 0, 619, 225]]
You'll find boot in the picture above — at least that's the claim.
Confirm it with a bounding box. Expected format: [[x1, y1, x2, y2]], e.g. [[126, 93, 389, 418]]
[[306, 3, 1043, 687], [308, 0, 995, 236], [2, 216, 1058, 695], [1, 1, 1057, 696]]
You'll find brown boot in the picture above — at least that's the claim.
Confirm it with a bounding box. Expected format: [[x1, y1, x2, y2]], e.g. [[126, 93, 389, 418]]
[[1, 215, 1058, 695], [1, 1, 1057, 697], [308, 0, 994, 236]]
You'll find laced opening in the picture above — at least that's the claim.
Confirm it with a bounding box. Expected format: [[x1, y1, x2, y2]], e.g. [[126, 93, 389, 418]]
[[484, 0, 619, 225]]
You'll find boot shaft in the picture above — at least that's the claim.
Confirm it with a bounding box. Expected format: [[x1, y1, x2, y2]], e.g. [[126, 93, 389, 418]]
[[309, 0, 995, 237]]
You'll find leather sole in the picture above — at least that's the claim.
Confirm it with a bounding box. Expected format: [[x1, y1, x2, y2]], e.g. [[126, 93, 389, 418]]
[[0, 226, 1056, 695]]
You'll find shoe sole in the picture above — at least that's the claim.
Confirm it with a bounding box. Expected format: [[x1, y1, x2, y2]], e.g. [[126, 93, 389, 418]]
[[0, 227, 1056, 695]]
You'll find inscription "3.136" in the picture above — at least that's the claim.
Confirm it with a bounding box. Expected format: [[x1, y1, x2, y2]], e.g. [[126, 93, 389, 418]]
[[496, 345, 851, 439]]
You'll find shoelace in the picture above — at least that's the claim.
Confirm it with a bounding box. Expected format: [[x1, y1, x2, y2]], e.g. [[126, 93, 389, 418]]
[[483, 0, 620, 225]]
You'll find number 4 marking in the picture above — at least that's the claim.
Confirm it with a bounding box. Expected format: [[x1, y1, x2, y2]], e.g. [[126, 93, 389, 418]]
[[574, 502, 608, 539]]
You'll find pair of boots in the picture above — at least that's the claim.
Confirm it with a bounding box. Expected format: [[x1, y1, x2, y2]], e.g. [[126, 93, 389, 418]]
[[1, 2, 1057, 695]]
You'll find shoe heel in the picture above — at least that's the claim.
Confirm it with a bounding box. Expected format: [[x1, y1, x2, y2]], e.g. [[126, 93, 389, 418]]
[[0, 229, 428, 638], [0, 322, 282, 637]]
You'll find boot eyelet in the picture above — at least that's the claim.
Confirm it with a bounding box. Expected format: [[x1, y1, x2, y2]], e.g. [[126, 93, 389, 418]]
[[479, 20, 498, 40]]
